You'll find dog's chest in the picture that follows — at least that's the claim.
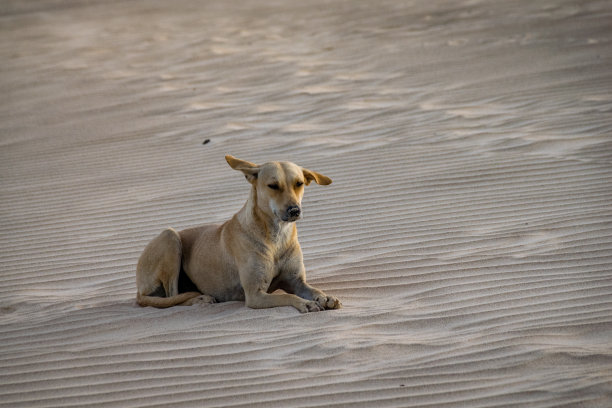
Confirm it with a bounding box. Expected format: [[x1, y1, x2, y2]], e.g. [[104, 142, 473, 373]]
[[269, 222, 294, 243]]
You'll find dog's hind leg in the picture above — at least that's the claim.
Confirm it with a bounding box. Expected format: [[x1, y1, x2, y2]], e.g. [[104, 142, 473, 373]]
[[136, 228, 202, 308], [163, 263, 180, 298]]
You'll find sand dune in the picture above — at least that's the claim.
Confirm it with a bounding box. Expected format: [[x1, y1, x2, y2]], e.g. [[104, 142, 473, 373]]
[[1, 0, 611, 407]]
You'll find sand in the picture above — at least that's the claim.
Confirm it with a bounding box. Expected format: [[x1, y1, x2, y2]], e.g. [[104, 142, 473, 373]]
[[1, 0, 611, 406]]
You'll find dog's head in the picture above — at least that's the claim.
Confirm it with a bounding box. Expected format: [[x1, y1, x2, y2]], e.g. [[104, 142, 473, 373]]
[[226, 155, 331, 223]]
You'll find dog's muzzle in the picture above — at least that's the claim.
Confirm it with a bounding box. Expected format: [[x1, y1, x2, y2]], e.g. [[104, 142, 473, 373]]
[[283, 205, 301, 222]]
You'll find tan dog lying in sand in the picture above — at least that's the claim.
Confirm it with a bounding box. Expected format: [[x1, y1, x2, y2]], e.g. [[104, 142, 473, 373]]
[[136, 155, 341, 313]]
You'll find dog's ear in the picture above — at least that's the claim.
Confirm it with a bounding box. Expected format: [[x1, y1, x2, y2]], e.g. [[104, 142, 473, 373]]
[[226, 155, 259, 183], [302, 168, 332, 186]]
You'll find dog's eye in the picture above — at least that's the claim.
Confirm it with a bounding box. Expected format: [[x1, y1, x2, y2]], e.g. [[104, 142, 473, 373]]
[[268, 184, 280, 190], [295, 181, 304, 187]]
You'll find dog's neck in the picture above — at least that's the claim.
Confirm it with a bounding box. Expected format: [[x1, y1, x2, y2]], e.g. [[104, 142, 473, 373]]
[[237, 187, 296, 244]]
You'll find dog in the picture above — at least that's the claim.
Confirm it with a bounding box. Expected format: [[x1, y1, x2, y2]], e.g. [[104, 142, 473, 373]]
[[135, 155, 341, 313]]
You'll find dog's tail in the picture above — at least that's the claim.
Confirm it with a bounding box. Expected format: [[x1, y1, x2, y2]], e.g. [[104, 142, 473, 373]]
[[136, 291, 202, 308]]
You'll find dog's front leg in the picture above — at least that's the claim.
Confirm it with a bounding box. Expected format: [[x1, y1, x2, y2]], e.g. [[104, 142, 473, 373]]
[[247, 290, 323, 313], [287, 277, 342, 310], [279, 258, 342, 310], [239, 262, 323, 313]]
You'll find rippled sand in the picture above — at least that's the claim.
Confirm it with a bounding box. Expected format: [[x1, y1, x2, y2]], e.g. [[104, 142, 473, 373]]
[[1, 1, 611, 407]]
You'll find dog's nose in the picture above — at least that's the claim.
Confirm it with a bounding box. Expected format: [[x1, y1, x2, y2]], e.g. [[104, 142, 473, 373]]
[[287, 206, 301, 219]]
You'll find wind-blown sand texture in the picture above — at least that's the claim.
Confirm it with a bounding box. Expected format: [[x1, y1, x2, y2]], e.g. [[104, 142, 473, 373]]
[[1, 0, 612, 406]]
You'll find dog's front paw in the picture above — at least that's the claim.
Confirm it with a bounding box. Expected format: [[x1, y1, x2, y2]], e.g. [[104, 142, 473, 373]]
[[296, 300, 324, 313], [315, 295, 342, 310]]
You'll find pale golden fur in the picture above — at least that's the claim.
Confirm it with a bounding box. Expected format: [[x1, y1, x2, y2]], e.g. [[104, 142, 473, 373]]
[[135, 155, 341, 313]]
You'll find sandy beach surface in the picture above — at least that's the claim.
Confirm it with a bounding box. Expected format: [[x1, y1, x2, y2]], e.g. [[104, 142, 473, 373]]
[[1, 0, 612, 406]]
